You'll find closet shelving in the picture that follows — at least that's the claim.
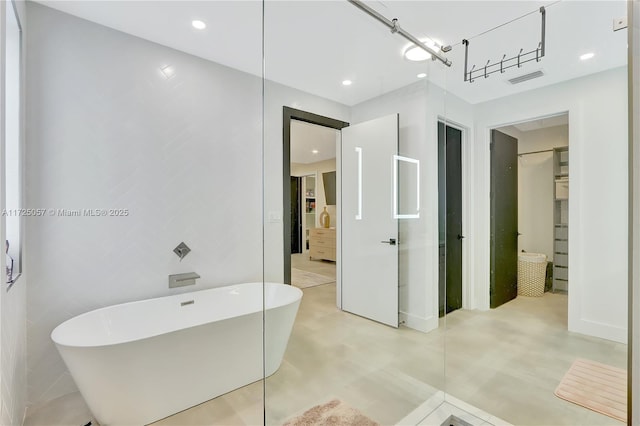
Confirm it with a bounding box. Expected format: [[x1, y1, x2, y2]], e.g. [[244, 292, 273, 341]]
[[553, 147, 569, 293]]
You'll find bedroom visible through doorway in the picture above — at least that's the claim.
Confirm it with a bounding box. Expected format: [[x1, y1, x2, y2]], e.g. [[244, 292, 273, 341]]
[[289, 119, 340, 290]]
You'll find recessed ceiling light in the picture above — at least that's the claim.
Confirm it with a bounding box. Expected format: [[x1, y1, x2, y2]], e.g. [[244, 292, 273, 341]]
[[342, 80, 352, 86], [404, 39, 438, 62], [312, 150, 319, 154], [160, 65, 176, 79], [192, 20, 207, 30], [417, 73, 427, 79], [580, 52, 595, 61], [405, 47, 432, 62]]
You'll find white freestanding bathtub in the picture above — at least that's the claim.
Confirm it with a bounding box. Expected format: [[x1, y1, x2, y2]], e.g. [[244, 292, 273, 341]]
[[51, 282, 302, 425]]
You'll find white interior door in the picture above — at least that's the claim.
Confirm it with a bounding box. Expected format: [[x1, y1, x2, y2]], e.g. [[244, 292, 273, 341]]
[[341, 114, 399, 327]]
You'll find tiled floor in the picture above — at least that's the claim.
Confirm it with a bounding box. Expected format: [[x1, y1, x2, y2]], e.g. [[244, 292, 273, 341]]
[[399, 391, 512, 426], [24, 283, 627, 426], [291, 253, 336, 279], [443, 294, 627, 426]]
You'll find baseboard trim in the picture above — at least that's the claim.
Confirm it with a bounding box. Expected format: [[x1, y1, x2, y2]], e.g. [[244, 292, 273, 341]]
[[399, 312, 438, 333], [569, 318, 627, 344]]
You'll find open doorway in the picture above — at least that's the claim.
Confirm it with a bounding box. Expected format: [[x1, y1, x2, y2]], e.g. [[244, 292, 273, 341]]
[[490, 113, 569, 309], [282, 107, 348, 292], [290, 121, 339, 287], [283, 108, 403, 327]]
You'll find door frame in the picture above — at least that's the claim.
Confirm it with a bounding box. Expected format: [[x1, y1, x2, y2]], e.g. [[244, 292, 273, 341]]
[[482, 111, 570, 310], [438, 118, 471, 310], [282, 107, 349, 286], [437, 121, 465, 315]]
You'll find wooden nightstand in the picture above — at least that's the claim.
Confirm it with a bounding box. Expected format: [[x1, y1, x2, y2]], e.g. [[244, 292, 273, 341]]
[[309, 228, 336, 261]]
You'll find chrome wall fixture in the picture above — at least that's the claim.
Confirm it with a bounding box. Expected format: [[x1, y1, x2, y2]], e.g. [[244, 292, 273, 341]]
[[463, 7, 546, 83], [173, 242, 191, 260], [347, 0, 452, 67], [168, 272, 200, 288]]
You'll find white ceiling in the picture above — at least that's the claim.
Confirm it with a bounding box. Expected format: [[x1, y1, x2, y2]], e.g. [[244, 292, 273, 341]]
[[37, 0, 628, 106], [290, 120, 338, 164]]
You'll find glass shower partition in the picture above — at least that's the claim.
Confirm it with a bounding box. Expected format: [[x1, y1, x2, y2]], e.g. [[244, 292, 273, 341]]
[[19, 0, 267, 424], [263, 1, 451, 424], [440, 2, 629, 425]]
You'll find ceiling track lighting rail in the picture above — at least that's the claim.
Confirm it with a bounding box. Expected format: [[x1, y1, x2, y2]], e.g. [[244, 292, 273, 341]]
[[347, 0, 452, 67], [463, 6, 546, 83]]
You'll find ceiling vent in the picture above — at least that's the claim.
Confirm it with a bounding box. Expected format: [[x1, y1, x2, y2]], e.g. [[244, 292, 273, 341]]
[[508, 70, 545, 85]]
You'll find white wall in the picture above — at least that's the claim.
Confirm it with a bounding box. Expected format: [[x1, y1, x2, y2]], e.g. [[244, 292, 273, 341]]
[[520, 125, 568, 262], [518, 150, 554, 260], [25, 3, 350, 407], [1, 0, 28, 424], [516, 124, 569, 153], [291, 158, 337, 228], [473, 67, 628, 343], [351, 80, 474, 332]]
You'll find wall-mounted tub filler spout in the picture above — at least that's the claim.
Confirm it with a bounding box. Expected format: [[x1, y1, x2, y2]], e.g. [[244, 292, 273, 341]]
[[169, 272, 200, 288]]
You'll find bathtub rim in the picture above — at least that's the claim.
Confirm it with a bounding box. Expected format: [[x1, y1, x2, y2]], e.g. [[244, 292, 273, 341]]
[[51, 282, 302, 349]]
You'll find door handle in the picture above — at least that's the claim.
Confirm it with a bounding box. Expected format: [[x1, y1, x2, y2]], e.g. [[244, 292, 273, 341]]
[[457, 234, 465, 240], [381, 238, 397, 246]]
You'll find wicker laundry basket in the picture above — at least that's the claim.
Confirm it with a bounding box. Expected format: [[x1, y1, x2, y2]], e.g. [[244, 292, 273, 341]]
[[517, 253, 547, 297]]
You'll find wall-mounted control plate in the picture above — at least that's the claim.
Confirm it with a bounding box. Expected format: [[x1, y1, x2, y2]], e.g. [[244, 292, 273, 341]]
[[267, 211, 282, 223], [173, 242, 191, 260], [613, 17, 627, 32]]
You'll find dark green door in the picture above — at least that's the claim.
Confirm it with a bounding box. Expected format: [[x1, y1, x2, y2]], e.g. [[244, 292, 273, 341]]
[[290, 177, 302, 254], [438, 122, 463, 316], [490, 129, 518, 308]]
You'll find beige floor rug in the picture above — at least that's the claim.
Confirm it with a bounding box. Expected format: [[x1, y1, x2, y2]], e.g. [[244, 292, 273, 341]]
[[282, 399, 379, 426], [291, 268, 334, 289], [554, 358, 627, 422]]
